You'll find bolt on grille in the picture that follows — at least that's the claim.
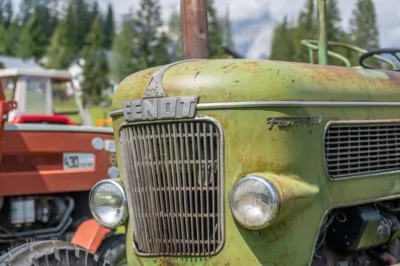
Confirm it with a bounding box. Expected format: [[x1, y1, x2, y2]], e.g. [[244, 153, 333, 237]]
[[325, 122, 400, 179], [120, 119, 224, 256]]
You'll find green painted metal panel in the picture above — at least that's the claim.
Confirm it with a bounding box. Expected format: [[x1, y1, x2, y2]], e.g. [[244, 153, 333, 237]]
[[110, 59, 400, 265], [112, 59, 400, 112]]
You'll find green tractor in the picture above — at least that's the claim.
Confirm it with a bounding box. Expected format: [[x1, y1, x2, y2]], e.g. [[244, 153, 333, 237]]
[[3, 0, 400, 265]]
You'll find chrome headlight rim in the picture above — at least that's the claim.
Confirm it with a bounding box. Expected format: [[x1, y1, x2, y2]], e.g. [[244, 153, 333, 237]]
[[229, 175, 280, 230], [89, 178, 128, 229]]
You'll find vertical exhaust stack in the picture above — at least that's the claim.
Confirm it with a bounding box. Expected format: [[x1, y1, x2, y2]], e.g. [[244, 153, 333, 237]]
[[317, 0, 328, 65], [180, 0, 210, 59]]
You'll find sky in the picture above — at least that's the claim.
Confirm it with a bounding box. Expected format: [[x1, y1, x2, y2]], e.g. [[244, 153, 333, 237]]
[[13, 0, 400, 58]]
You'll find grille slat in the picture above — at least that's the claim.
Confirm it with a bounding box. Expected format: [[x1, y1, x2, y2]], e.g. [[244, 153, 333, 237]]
[[197, 123, 204, 255], [120, 120, 223, 256], [179, 123, 190, 254], [183, 123, 195, 254], [156, 124, 172, 254], [325, 122, 400, 179]]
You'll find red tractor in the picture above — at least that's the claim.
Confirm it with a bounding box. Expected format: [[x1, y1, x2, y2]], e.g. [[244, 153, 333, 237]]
[[0, 68, 84, 125], [0, 69, 125, 265]]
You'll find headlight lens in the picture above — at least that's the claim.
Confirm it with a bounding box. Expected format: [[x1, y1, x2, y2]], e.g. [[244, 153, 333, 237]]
[[89, 179, 128, 229], [230, 175, 279, 229]]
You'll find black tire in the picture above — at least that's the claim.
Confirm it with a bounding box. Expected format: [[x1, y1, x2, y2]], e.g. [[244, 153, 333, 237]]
[[0, 240, 110, 266], [97, 235, 127, 266]]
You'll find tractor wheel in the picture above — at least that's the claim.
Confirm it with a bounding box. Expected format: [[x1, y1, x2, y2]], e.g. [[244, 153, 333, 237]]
[[0, 240, 110, 266], [97, 235, 127, 266]]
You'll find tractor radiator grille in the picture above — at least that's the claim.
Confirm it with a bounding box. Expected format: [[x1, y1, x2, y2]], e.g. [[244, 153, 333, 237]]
[[120, 119, 224, 256], [325, 121, 400, 179], [0, 154, 62, 173]]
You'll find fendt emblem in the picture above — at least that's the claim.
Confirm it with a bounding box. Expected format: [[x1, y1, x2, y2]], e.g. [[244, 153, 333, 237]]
[[123, 60, 202, 122], [123, 96, 199, 122]]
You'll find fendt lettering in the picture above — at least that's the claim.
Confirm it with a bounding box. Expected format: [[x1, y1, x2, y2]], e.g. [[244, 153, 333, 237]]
[[266, 116, 322, 130], [123, 96, 199, 122]]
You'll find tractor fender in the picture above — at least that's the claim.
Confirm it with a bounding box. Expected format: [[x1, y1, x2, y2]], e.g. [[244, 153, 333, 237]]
[[70, 219, 110, 254]]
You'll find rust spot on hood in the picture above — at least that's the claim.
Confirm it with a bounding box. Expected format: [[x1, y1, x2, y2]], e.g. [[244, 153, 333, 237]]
[[157, 258, 183, 266], [243, 61, 261, 68]]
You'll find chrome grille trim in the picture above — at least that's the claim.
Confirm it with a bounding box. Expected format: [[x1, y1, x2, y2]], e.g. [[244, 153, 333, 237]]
[[119, 116, 224, 256], [324, 120, 400, 180]]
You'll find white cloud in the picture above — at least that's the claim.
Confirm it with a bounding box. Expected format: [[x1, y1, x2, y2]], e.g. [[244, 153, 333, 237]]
[[97, 0, 178, 23], [247, 25, 274, 59], [216, 0, 271, 22]]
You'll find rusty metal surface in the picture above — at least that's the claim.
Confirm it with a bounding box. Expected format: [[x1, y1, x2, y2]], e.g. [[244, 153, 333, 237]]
[[180, 0, 209, 59], [111, 59, 400, 112]]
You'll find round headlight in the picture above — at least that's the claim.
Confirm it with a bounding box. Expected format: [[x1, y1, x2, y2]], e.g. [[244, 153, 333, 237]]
[[230, 175, 279, 229], [89, 179, 128, 229]]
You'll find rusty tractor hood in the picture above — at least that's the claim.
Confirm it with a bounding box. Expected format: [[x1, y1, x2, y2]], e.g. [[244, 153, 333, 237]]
[[111, 59, 400, 110]]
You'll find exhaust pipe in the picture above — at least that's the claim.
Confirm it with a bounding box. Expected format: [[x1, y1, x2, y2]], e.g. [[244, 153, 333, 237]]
[[180, 0, 210, 59]]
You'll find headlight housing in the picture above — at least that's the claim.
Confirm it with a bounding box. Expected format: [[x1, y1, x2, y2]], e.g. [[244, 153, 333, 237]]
[[89, 179, 128, 229], [230, 175, 279, 229]]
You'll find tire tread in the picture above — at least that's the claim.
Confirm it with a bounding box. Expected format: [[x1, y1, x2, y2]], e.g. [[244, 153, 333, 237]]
[[0, 240, 110, 266]]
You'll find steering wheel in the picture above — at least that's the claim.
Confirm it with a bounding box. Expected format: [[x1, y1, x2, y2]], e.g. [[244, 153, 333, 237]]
[[359, 48, 400, 71]]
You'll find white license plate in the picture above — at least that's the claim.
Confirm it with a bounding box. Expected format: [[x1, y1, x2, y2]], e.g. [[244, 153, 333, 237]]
[[63, 153, 95, 170]]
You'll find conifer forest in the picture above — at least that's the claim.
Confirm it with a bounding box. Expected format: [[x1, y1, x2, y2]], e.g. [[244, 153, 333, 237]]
[[0, 0, 380, 109]]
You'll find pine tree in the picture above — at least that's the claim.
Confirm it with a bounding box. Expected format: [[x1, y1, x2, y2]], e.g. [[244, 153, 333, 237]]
[[3, 19, 20, 56], [15, 1, 58, 60], [16, 6, 47, 60], [154, 32, 171, 66], [134, 0, 170, 68], [168, 9, 180, 35], [18, 0, 35, 25], [223, 6, 234, 49], [103, 3, 115, 49], [89, 1, 100, 27], [67, 0, 91, 54], [81, 17, 109, 106], [269, 16, 295, 62], [0, 0, 13, 29], [349, 0, 379, 50], [37, 2, 58, 45], [64, 3, 79, 56], [206, 0, 224, 58], [326, 0, 341, 42], [0, 25, 6, 54], [45, 20, 75, 69], [111, 13, 139, 83], [325, 0, 347, 66], [17, 26, 38, 59], [293, 0, 317, 62], [168, 9, 182, 61]]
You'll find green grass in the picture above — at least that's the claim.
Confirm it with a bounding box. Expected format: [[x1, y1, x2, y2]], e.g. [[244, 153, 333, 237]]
[[54, 98, 112, 127]]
